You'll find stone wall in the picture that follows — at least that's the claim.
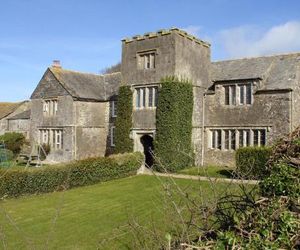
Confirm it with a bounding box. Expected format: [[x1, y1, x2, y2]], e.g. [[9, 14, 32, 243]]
[[203, 85, 292, 166]]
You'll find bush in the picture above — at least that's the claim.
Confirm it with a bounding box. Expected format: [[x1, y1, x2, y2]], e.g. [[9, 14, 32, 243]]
[[114, 86, 134, 153], [0, 148, 14, 162], [154, 76, 194, 172], [0, 132, 25, 155], [0, 152, 143, 197], [260, 162, 300, 198], [235, 146, 272, 179]]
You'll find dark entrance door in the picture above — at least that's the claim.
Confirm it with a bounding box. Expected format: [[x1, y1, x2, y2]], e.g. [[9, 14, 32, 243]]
[[140, 135, 154, 168]]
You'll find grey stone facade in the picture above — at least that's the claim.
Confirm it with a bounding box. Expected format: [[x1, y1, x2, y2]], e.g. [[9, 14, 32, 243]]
[[25, 28, 300, 166]]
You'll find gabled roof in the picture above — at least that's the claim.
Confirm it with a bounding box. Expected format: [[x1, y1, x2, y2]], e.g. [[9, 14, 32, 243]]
[[0, 102, 25, 120], [8, 109, 31, 120], [211, 53, 300, 90], [49, 67, 121, 101]]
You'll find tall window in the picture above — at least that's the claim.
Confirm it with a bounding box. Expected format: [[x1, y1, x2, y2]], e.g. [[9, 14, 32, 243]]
[[43, 100, 58, 116], [110, 100, 117, 117], [135, 86, 158, 109], [39, 128, 63, 150], [224, 83, 253, 106], [211, 130, 221, 150], [209, 128, 267, 150], [138, 52, 155, 69]]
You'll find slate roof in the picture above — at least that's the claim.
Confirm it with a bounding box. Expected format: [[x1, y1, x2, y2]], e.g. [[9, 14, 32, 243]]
[[8, 109, 31, 120], [0, 102, 24, 120], [211, 53, 300, 90], [49, 67, 121, 101]]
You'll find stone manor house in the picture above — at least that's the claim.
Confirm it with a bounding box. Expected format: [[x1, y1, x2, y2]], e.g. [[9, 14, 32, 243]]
[[1, 28, 300, 166]]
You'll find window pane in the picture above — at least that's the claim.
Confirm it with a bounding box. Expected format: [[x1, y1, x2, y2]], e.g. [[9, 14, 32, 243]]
[[225, 86, 229, 105], [150, 53, 155, 68], [142, 88, 146, 107], [212, 131, 216, 148], [224, 130, 229, 149], [230, 130, 236, 150], [231, 86, 236, 105], [239, 130, 243, 148], [254, 130, 259, 146], [240, 85, 245, 104], [260, 130, 266, 146], [246, 84, 252, 104], [245, 130, 250, 146], [136, 89, 141, 108], [217, 130, 221, 150], [148, 87, 153, 107]]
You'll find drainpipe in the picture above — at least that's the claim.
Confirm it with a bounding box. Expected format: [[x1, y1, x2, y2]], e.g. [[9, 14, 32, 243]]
[[200, 92, 206, 168], [290, 90, 293, 133]]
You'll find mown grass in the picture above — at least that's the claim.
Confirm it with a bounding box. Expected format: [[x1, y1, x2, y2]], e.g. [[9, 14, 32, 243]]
[[178, 165, 235, 178], [0, 175, 243, 249]]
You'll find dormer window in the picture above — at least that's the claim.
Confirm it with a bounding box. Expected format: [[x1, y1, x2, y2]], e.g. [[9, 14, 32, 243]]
[[137, 50, 156, 69], [224, 83, 253, 106]]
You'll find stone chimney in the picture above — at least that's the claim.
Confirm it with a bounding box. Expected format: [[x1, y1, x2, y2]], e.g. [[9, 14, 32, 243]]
[[52, 60, 61, 68]]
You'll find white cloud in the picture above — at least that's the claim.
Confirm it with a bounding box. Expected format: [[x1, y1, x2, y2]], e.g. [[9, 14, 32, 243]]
[[218, 21, 300, 58]]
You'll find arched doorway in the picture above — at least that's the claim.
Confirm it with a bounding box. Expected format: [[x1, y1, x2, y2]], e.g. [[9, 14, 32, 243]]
[[140, 134, 154, 168]]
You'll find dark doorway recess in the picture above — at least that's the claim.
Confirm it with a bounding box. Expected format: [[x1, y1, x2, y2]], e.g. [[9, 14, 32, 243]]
[[140, 135, 154, 168]]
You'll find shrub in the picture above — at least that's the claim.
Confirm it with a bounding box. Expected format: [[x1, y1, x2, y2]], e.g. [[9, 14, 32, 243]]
[[235, 146, 272, 179], [154, 76, 194, 172], [0, 148, 14, 162], [114, 86, 134, 153], [260, 162, 300, 198], [0, 132, 25, 155], [0, 152, 143, 197]]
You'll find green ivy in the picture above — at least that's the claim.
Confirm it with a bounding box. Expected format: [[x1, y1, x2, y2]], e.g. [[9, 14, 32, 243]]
[[114, 86, 134, 153], [154, 76, 194, 172]]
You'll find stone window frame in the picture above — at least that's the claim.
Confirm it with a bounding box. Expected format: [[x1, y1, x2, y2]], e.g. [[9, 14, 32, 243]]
[[110, 126, 115, 147], [137, 49, 157, 70], [208, 127, 268, 151], [43, 99, 58, 117], [39, 128, 63, 150], [223, 82, 253, 106], [133, 84, 159, 110]]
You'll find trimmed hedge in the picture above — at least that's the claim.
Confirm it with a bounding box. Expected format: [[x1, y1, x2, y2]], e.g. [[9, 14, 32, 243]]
[[154, 76, 194, 172], [114, 86, 134, 153], [235, 146, 272, 179], [0, 152, 143, 197], [0, 132, 25, 154]]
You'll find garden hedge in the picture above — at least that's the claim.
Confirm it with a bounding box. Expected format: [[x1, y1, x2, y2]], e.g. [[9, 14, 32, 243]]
[[235, 146, 272, 179], [114, 86, 134, 153], [154, 76, 194, 172], [0, 152, 143, 197]]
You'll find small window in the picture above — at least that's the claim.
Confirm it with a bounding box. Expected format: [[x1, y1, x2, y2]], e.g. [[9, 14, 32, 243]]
[[39, 128, 63, 150], [224, 83, 253, 106], [138, 51, 156, 69], [43, 100, 58, 116], [111, 101, 117, 117], [110, 126, 115, 147]]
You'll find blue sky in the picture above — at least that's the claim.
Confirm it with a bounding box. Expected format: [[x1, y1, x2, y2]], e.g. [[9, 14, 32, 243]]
[[1, 0, 300, 101]]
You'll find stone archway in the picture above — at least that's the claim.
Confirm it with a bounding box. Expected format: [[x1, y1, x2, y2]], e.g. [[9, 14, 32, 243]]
[[140, 134, 154, 168]]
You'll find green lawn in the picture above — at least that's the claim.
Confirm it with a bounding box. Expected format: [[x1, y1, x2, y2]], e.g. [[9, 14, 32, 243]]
[[0, 175, 242, 249], [178, 165, 235, 178]]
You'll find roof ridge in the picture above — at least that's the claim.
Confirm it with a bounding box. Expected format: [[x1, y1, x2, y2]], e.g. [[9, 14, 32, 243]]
[[49, 67, 103, 77], [213, 52, 300, 64]]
